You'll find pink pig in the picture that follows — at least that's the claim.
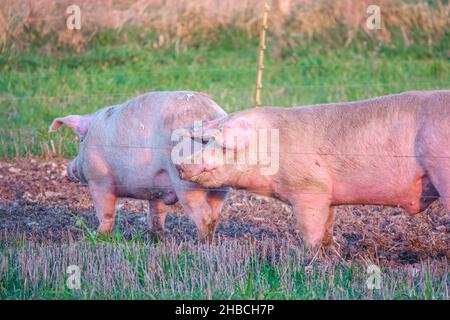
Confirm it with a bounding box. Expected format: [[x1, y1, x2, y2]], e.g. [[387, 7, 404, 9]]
[[176, 90, 450, 249], [49, 91, 228, 242]]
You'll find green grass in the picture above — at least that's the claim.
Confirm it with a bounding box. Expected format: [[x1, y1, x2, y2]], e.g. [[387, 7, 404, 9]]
[[1, 239, 448, 300], [1, 31, 449, 159], [0, 214, 448, 300]]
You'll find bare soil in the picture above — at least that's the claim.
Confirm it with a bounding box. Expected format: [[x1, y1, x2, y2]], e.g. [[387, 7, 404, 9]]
[[0, 159, 448, 267]]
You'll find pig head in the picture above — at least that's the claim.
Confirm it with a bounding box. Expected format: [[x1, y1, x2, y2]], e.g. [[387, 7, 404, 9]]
[[49, 91, 229, 242], [175, 90, 450, 249], [174, 113, 279, 188]]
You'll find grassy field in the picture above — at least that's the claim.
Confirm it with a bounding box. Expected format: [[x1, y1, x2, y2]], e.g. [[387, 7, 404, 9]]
[[0, 34, 449, 298], [1, 237, 448, 300]]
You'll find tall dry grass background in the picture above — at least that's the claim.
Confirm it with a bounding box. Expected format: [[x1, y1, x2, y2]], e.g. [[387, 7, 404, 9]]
[[0, 0, 449, 53]]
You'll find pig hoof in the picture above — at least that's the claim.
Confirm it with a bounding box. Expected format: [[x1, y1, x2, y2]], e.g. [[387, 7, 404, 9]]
[[307, 243, 344, 264], [330, 239, 341, 253], [97, 219, 114, 233], [322, 238, 341, 253], [150, 230, 165, 242], [97, 226, 113, 235], [199, 233, 215, 245], [305, 244, 340, 264]]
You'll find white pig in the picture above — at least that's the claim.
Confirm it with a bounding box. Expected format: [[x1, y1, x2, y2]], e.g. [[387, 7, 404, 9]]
[[49, 91, 228, 242], [176, 90, 450, 249]]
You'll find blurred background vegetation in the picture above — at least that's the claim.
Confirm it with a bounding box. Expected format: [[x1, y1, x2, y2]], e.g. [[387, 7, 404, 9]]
[[0, 0, 449, 159]]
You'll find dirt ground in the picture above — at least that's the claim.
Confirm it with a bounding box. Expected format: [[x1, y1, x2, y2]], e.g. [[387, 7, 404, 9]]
[[0, 159, 448, 268]]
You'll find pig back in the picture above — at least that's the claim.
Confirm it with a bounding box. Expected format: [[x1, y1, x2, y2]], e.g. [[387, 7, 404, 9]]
[[87, 91, 225, 146], [158, 91, 227, 134], [80, 91, 226, 186]]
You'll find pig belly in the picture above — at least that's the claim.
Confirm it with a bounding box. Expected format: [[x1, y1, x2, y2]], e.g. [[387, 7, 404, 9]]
[[331, 175, 438, 214], [114, 169, 178, 205]]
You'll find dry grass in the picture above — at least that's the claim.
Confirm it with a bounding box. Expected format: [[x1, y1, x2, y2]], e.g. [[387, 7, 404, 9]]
[[1, 239, 448, 299], [0, 0, 448, 52]]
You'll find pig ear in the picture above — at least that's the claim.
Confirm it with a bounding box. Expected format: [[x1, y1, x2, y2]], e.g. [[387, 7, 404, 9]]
[[178, 117, 226, 139], [48, 115, 91, 138], [218, 117, 253, 150], [180, 116, 252, 149], [201, 117, 225, 131]]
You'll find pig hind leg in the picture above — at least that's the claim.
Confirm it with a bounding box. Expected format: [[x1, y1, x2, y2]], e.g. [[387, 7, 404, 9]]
[[417, 108, 450, 214], [89, 183, 117, 235], [426, 163, 450, 213], [417, 139, 450, 213], [147, 200, 167, 238], [429, 166, 450, 215]]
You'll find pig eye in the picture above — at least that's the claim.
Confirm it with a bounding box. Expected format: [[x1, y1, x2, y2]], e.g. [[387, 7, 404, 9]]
[[201, 138, 211, 145], [190, 136, 212, 146], [190, 136, 205, 145]]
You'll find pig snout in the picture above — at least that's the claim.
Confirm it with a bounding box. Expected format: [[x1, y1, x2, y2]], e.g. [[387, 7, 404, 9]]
[[176, 163, 197, 181], [176, 162, 216, 182]]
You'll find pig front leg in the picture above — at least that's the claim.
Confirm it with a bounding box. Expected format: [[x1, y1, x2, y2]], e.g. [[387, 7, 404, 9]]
[[89, 183, 117, 235], [206, 190, 228, 237], [147, 200, 167, 238], [290, 193, 333, 250]]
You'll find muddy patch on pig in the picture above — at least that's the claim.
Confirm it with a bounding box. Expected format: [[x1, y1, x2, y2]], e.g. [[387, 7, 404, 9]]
[[0, 159, 448, 268]]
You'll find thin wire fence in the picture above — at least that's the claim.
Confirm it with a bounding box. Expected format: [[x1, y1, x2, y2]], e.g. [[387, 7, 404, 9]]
[[14, 143, 449, 159], [3, 69, 448, 89], [66, 182, 447, 200], [3, 67, 449, 80], [1, 66, 257, 80], [2, 138, 450, 159], [1, 79, 449, 102]]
